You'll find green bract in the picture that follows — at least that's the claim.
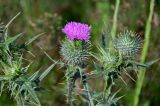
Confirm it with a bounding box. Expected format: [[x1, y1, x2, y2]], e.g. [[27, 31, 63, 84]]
[[0, 13, 56, 106], [98, 47, 118, 69], [60, 39, 90, 65]]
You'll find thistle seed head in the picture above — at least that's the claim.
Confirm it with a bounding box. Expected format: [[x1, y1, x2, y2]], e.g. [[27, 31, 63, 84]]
[[114, 30, 142, 56]]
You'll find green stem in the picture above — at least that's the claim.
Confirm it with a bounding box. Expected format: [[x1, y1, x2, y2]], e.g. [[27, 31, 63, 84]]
[[111, 0, 120, 39], [82, 74, 94, 106], [67, 78, 74, 106], [67, 70, 79, 106], [133, 0, 155, 106], [84, 82, 94, 106]]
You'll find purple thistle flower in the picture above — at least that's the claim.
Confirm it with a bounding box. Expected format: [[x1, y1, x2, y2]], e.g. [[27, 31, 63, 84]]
[[62, 22, 91, 41]]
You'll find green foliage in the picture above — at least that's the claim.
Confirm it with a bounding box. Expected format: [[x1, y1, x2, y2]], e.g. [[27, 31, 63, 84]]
[[87, 30, 156, 106], [0, 14, 55, 106], [96, 90, 122, 106], [0, 0, 159, 106], [58, 29, 145, 106], [96, 47, 119, 69]]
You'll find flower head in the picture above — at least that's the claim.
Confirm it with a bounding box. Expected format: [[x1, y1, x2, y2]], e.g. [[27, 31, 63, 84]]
[[62, 22, 91, 41], [60, 39, 90, 65], [114, 30, 142, 56]]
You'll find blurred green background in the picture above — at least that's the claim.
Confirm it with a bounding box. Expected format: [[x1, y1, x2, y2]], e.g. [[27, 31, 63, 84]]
[[0, 0, 160, 106]]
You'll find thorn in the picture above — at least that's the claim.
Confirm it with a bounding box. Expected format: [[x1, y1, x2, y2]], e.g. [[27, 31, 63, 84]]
[[119, 76, 127, 86], [123, 68, 136, 82], [5, 12, 21, 29]]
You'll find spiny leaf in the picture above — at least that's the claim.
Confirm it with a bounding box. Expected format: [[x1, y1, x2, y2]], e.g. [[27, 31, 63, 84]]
[[11, 83, 18, 96], [145, 58, 160, 66], [0, 81, 5, 95], [89, 52, 99, 61], [39, 46, 56, 63], [5, 12, 21, 29], [25, 33, 44, 46], [29, 71, 39, 81], [4, 12, 21, 41], [3, 32, 24, 45], [93, 61, 102, 73], [129, 61, 148, 68], [15, 84, 24, 98], [133, 59, 160, 68], [92, 92, 103, 99], [24, 82, 40, 105], [15, 93, 25, 106], [0, 76, 5, 81], [110, 89, 121, 100], [39, 62, 57, 81]]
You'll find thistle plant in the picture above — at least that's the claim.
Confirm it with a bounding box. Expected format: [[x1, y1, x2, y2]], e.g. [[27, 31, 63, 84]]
[[0, 13, 56, 106], [59, 21, 157, 106], [1, 13, 156, 106], [60, 22, 93, 106]]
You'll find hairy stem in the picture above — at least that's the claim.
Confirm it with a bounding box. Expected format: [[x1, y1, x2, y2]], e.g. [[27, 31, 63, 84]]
[[133, 0, 155, 106], [67, 70, 80, 106], [67, 77, 75, 106], [82, 74, 94, 106]]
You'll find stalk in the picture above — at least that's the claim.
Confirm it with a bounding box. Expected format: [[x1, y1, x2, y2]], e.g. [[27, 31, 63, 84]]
[[82, 74, 94, 106], [132, 0, 155, 106], [67, 77, 75, 106], [106, 0, 120, 97], [111, 0, 120, 40], [67, 69, 80, 106]]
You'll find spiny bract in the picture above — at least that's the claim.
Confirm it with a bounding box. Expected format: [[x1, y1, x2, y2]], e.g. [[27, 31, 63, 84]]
[[60, 39, 90, 65], [98, 47, 118, 68], [96, 91, 121, 106], [114, 30, 142, 56]]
